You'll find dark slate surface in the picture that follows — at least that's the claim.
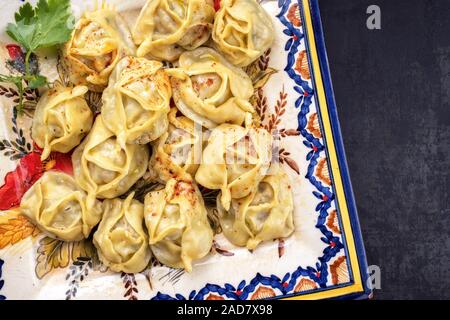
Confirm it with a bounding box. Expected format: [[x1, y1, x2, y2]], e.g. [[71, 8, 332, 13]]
[[318, 0, 450, 299]]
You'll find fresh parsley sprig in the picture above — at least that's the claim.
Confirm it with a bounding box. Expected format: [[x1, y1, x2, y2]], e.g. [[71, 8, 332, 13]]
[[0, 0, 74, 113]]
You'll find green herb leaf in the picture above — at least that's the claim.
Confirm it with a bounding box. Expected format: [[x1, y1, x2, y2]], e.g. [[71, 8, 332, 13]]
[[6, 0, 73, 52], [0, 74, 23, 93], [14, 2, 35, 23], [27, 74, 47, 89], [1, 0, 74, 116], [6, 23, 35, 52], [33, 0, 74, 49]]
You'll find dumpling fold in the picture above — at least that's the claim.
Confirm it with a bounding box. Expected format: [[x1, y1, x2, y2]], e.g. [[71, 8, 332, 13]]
[[62, 6, 135, 91], [144, 179, 213, 272], [212, 0, 275, 67], [21, 171, 102, 241], [32, 84, 93, 160], [72, 117, 149, 206], [94, 193, 151, 273], [101, 56, 171, 146], [148, 107, 205, 182], [195, 120, 273, 211], [167, 47, 254, 129], [133, 0, 215, 61], [217, 169, 295, 249]]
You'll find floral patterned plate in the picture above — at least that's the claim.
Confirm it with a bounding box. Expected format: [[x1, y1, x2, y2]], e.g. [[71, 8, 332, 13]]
[[0, 0, 372, 300]]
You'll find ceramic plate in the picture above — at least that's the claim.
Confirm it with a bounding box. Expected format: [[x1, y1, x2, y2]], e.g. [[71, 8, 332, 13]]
[[0, 0, 372, 300]]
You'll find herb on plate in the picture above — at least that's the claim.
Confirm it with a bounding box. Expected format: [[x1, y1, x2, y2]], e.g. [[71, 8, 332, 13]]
[[0, 0, 74, 114]]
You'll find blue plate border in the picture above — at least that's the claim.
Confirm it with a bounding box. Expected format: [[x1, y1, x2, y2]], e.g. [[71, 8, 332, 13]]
[[304, 0, 373, 299]]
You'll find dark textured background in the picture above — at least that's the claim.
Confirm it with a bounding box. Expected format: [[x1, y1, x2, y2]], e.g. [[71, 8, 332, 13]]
[[318, 0, 450, 299]]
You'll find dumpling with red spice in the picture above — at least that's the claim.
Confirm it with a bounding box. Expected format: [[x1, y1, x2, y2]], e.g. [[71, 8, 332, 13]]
[[148, 107, 205, 182], [144, 179, 213, 271], [167, 47, 254, 129], [62, 5, 135, 92]]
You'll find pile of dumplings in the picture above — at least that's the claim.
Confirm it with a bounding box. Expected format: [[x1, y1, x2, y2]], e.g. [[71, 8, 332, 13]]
[[20, 0, 295, 274]]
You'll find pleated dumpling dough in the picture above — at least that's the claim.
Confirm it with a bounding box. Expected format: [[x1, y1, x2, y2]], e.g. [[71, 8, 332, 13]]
[[212, 0, 275, 67], [168, 47, 254, 128], [217, 169, 295, 250], [148, 108, 204, 182], [72, 117, 149, 204], [93, 193, 151, 273], [32, 84, 93, 161], [101, 57, 171, 145], [195, 121, 273, 211], [132, 0, 215, 61], [144, 179, 213, 271], [62, 6, 135, 92], [20, 171, 102, 241]]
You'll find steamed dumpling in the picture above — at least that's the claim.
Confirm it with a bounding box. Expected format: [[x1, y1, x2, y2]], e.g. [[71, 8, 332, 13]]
[[93, 193, 151, 273], [167, 47, 254, 128], [72, 117, 149, 205], [101, 56, 171, 146], [62, 6, 135, 92], [212, 0, 274, 67], [32, 84, 93, 161], [132, 0, 215, 61], [195, 120, 273, 211], [148, 108, 205, 182], [20, 171, 102, 241], [217, 169, 295, 249], [144, 179, 213, 271]]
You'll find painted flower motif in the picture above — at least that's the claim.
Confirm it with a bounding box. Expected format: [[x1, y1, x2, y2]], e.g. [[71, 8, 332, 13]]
[[293, 85, 313, 105], [307, 112, 322, 138], [35, 236, 100, 280], [0, 210, 40, 249], [287, 4, 302, 27], [5, 44, 39, 75], [326, 210, 341, 234], [330, 256, 350, 285], [294, 278, 317, 292], [303, 140, 323, 161], [305, 263, 327, 284], [295, 50, 310, 80], [316, 157, 331, 186], [6, 44, 22, 60], [0, 152, 42, 210], [322, 235, 343, 257], [0, 149, 73, 210], [250, 286, 276, 299], [206, 294, 224, 300], [312, 190, 334, 212]]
